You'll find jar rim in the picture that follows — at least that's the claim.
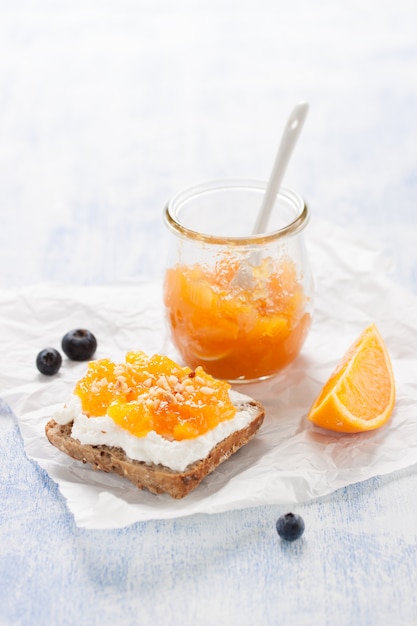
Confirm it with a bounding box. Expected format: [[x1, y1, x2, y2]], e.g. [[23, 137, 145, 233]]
[[163, 178, 309, 245]]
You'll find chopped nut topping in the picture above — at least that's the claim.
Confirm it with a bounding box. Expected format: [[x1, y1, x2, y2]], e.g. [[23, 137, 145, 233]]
[[156, 375, 169, 390], [200, 386, 215, 395], [156, 390, 175, 403], [90, 381, 100, 394]]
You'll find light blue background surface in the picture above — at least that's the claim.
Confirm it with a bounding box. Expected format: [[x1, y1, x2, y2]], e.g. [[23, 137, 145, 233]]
[[1, 1, 417, 625]]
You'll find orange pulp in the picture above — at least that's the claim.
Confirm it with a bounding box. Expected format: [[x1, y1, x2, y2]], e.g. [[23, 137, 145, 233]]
[[73, 351, 236, 440], [164, 254, 311, 380]]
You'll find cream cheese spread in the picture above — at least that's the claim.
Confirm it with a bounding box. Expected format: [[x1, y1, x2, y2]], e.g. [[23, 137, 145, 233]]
[[53, 390, 258, 472]]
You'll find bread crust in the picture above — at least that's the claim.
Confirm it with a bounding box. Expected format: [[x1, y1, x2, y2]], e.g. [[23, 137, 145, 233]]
[[45, 400, 265, 498]]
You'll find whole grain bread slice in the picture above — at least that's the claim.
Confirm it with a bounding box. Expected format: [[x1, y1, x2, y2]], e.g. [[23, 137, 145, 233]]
[[45, 399, 265, 499]]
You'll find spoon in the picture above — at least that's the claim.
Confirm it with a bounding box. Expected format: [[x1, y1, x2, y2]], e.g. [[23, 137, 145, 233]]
[[252, 102, 309, 235]]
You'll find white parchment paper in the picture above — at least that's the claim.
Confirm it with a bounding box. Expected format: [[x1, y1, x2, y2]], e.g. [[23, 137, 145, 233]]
[[1, 218, 416, 528]]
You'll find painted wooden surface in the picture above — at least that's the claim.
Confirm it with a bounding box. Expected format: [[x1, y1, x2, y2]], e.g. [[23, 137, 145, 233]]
[[1, 1, 417, 624]]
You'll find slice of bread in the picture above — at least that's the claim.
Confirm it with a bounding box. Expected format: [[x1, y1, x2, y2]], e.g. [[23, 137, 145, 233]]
[[45, 398, 265, 499]]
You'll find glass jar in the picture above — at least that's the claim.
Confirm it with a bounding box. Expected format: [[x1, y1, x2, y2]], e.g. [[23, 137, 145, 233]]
[[163, 178, 313, 383]]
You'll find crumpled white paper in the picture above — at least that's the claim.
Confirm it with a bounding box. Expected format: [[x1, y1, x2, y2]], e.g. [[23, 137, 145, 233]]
[[1, 217, 417, 529]]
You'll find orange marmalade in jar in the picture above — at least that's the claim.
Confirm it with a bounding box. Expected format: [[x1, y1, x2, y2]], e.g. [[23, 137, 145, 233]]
[[163, 179, 313, 383]]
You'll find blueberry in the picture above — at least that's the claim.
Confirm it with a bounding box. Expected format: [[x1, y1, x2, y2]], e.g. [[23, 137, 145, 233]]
[[36, 348, 62, 376], [62, 329, 97, 361], [276, 512, 305, 542]]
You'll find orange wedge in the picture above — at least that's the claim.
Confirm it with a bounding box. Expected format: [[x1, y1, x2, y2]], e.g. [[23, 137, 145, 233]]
[[307, 323, 395, 433]]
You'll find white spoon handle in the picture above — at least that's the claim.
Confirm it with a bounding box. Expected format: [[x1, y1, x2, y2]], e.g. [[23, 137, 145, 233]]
[[252, 102, 309, 235]]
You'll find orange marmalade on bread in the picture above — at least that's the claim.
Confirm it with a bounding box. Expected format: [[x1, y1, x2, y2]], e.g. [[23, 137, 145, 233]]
[[74, 351, 236, 441]]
